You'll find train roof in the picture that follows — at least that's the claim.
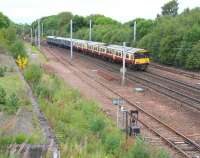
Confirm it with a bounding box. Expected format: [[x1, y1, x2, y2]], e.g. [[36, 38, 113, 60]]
[[47, 36, 148, 53], [107, 45, 147, 54], [87, 41, 105, 46]]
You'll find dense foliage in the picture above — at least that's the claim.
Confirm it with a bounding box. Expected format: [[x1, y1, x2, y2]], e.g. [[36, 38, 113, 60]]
[[138, 7, 200, 70], [32, 0, 200, 70], [0, 12, 26, 58]]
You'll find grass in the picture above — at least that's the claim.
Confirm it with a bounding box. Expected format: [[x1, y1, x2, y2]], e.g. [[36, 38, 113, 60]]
[[24, 63, 169, 158], [0, 69, 31, 114]]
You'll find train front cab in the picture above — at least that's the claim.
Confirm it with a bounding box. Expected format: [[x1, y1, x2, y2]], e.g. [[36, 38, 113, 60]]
[[133, 50, 150, 71]]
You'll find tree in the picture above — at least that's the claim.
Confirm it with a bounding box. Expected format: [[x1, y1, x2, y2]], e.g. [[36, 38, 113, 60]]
[[185, 42, 200, 70], [161, 0, 179, 16], [0, 12, 10, 29]]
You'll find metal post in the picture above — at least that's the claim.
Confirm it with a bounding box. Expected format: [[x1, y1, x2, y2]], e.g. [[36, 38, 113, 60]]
[[30, 28, 33, 45], [22, 25, 24, 38], [117, 105, 121, 128], [38, 19, 41, 49], [42, 23, 43, 38], [70, 20, 73, 60], [35, 29, 37, 46], [122, 42, 126, 86], [134, 21, 137, 43], [89, 19, 92, 41], [125, 111, 128, 140]]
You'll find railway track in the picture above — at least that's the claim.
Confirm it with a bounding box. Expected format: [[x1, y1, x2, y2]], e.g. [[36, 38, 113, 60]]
[[86, 59, 200, 111], [62, 49, 200, 112], [150, 63, 200, 80], [43, 45, 200, 158]]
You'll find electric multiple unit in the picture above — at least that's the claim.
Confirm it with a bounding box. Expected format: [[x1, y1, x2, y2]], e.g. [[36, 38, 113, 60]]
[[47, 36, 150, 70]]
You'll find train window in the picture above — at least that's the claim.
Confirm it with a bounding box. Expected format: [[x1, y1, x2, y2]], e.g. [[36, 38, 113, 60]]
[[126, 54, 129, 59], [131, 55, 134, 59]]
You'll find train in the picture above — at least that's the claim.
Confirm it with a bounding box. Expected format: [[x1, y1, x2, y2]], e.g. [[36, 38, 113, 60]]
[[47, 36, 150, 70]]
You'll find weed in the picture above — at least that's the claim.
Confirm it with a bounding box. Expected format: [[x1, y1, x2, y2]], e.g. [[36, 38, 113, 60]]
[[0, 66, 6, 77], [4, 93, 20, 113], [0, 86, 6, 104], [90, 116, 105, 133], [15, 133, 27, 144], [24, 64, 42, 84], [6, 93, 19, 107], [10, 40, 26, 59], [103, 132, 121, 155]]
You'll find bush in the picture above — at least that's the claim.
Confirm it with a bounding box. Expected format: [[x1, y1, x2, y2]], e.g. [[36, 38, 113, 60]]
[[24, 64, 42, 84], [0, 136, 14, 147], [125, 137, 170, 158], [6, 93, 19, 107], [126, 137, 150, 158], [90, 116, 105, 133], [35, 82, 52, 99], [103, 132, 121, 154], [15, 133, 27, 144], [10, 40, 26, 59], [0, 86, 6, 104], [0, 66, 6, 77]]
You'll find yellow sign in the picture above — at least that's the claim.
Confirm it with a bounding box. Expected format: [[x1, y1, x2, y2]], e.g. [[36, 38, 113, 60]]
[[16, 55, 28, 69]]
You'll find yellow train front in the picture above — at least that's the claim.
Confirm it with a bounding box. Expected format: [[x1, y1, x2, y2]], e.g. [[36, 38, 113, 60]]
[[105, 45, 150, 71], [133, 49, 150, 70]]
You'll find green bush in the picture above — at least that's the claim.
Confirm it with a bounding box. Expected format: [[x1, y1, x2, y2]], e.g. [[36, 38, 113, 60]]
[[24, 64, 42, 84], [0, 136, 14, 147], [15, 133, 27, 144], [125, 137, 170, 158], [10, 40, 26, 59], [0, 66, 6, 77], [0, 86, 6, 104], [90, 116, 105, 133], [126, 137, 150, 158], [6, 93, 19, 107], [35, 82, 52, 99], [103, 132, 121, 154]]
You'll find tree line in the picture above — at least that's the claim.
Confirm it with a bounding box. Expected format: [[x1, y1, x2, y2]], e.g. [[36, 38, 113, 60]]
[[2, 0, 199, 70]]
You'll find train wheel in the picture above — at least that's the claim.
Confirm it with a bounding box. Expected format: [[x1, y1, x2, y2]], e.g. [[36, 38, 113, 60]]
[[140, 65, 148, 71]]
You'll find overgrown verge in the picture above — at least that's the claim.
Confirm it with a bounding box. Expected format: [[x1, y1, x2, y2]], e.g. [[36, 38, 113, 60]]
[[0, 54, 43, 156], [0, 61, 30, 114], [23, 62, 169, 158]]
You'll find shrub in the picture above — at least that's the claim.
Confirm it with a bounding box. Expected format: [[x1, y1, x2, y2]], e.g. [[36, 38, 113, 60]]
[[0, 136, 14, 147], [24, 64, 42, 84], [6, 93, 19, 107], [103, 132, 121, 154], [35, 82, 52, 99], [0, 66, 6, 77], [126, 137, 150, 158], [15, 133, 27, 144], [10, 40, 26, 59], [90, 116, 105, 133], [0, 86, 6, 104]]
